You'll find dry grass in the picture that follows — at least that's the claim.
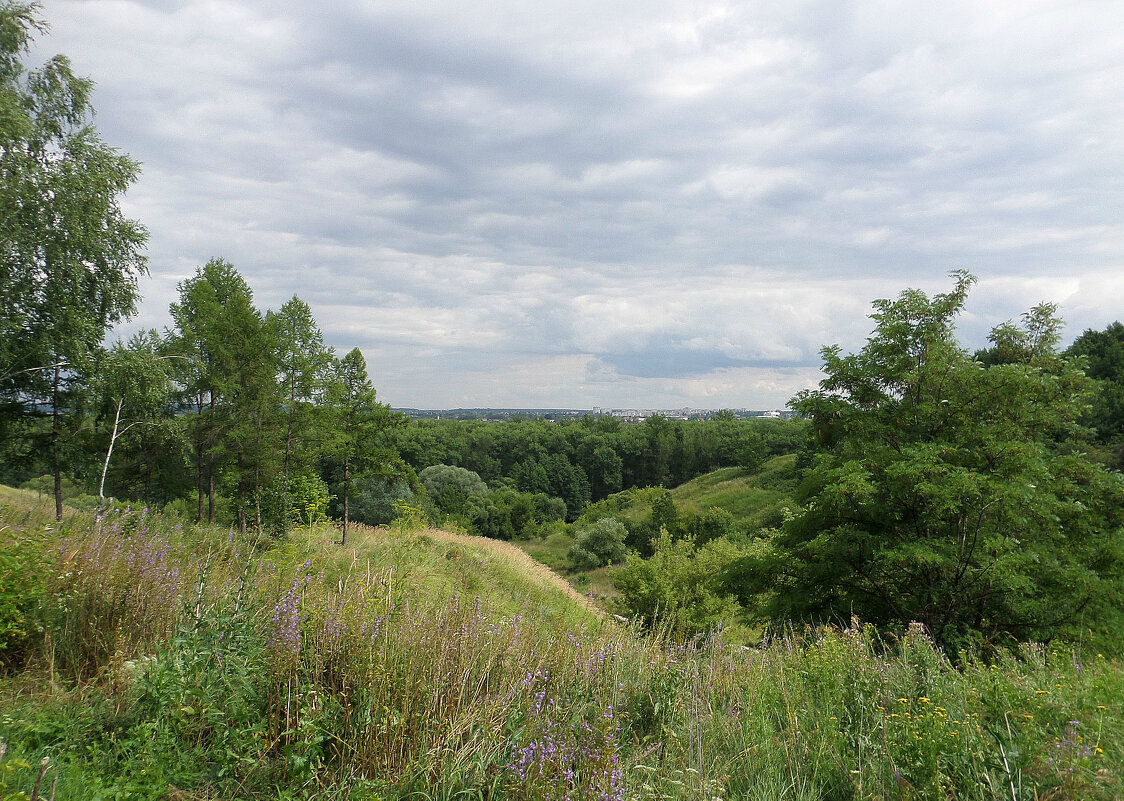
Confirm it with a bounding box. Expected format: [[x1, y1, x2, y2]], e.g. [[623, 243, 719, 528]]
[[341, 522, 605, 619]]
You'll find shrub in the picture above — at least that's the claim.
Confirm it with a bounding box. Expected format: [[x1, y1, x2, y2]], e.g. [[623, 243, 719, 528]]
[[613, 530, 745, 635], [568, 517, 628, 571], [0, 517, 46, 669]]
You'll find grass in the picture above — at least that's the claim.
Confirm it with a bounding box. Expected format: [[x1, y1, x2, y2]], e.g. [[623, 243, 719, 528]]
[[1, 492, 1122, 799], [667, 454, 797, 525], [513, 529, 619, 609], [576, 455, 799, 533]]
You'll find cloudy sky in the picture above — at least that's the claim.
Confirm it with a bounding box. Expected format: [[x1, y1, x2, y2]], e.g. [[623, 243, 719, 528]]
[[31, 0, 1124, 409]]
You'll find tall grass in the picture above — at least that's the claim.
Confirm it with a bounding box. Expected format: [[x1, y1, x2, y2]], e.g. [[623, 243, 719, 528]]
[[0, 501, 1120, 799]]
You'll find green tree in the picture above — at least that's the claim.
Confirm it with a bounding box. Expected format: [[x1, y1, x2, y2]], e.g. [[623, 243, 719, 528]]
[[418, 464, 488, 519], [0, 1, 148, 518], [613, 530, 745, 635], [168, 259, 279, 529], [93, 334, 174, 503], [734, 272, 1124, 653], [325, 348, 394, 545], [1065, 321, 1124, 468], [568, 517, 628, 571], [266, 295, 333, 488]]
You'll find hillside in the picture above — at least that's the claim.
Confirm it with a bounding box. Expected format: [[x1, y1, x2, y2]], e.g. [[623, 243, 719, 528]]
[[1, 489, 1122, 800], [566, 453, 799, 535], [666, 453, 798, 526], [341, 522, 603, 622]]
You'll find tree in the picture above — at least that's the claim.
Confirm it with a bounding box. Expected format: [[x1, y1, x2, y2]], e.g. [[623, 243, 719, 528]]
[[93, 334, 174, 503], [1065, 321, 1124, 468], [733, 272, 1124, 653], [0, 1, 148, 518], [418, 464, 488, 519], [167, 259, 279, 529], [266, 296, 333, 488], [325, 348, 394, 545], [613, 530, 745, 636], [568, 517, 628, 571]]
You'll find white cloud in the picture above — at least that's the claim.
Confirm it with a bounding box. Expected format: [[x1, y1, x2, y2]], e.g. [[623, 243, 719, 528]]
[[33, 0, 1124, 407]]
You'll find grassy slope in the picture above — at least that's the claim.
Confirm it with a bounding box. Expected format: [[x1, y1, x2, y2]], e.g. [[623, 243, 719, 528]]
[[340, 523, 603, 624], [1, 489, 1123, 799], [667, 453, 797, 522], [514, 455, 800, 603]]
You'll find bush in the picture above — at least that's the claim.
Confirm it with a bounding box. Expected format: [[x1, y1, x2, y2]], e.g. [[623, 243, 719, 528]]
[[612, 530, 745, 635], [0, 518, 46, 668], [347, 475, 417, 526], [684, 506, 735, 545], [418, 465, 487, 518], [568, 517, 627, 571], [288, 473, 332, 526]]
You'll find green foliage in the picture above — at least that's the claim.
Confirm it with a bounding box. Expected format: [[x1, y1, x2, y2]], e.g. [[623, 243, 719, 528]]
[[568, 516, 628, 571], [682, 505, 735, 545], [1065, 321, 1124, 467], [347, 473, 418, 527], [0, 515, 44, 668], [93, 333, 175, 502], [419, 464, 488, 518], [737, 273, 1124, 654], [323, 347, 398, 542], [168, 259, 282, 530], [265, 295, 334, 484], [613, 530, 746, 636], [287, 473, 332, 526], [472, 488, 565, 541], [0, 1, 148, 520]]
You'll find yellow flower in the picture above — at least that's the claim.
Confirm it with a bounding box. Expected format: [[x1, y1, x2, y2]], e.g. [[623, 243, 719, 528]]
[[1035, 690, 1050, 695], [1023, 714, 1033, 720], [919, 697, 931, 704]]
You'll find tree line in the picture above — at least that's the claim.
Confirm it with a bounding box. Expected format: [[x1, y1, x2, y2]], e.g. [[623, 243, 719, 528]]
[[0, 238, 807, 538]]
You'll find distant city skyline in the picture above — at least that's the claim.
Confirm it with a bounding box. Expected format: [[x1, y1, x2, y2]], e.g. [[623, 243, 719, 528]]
[[35, 1, 1124, 409]]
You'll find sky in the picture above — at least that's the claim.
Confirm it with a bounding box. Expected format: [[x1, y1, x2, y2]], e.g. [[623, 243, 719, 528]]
[[29, 0, 1124, 409]]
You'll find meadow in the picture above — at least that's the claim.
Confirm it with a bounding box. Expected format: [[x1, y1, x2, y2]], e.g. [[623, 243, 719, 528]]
[[0, 491, 1121, 800]]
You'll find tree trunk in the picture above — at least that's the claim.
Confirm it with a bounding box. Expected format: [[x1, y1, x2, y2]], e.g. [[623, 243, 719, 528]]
[[51, 361, 62, 521], [98, 398, 123, 501], [284, 373, 295, 489], [237, 487, 247, 534], [342, 455, 350, 546], [196, 396, 206, 523]]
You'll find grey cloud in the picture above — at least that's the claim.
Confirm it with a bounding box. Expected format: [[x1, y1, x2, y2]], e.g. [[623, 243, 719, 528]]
[[36, 0, 1124, 408]]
